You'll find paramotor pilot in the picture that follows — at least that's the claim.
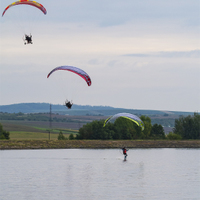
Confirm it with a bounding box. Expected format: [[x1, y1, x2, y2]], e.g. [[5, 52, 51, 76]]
[[24, 34, 32, 45], [65, 100, 73, 109]]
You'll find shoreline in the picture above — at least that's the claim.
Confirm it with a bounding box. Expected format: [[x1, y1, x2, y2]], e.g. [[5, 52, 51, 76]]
[[0, 140, 200, 149]]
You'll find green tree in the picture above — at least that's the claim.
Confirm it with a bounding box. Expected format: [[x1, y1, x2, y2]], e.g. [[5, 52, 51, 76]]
[[0, 123, 10, 140], [151, 124, 165, 139], [140, 115, 152, 139], [77, 122, 93, 139], [174, 113, 200, 139], [76, 120, 108, 140], [193, 113, 200, 139], [113, 117, 142, 139], [103, 123, 115, 139], [58, 131, 65, 140], [91, 120, 105, 139], [69, 133, 75, 140]]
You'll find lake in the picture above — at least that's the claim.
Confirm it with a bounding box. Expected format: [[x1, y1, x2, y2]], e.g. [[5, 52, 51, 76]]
[[0, 149, 199, 200]]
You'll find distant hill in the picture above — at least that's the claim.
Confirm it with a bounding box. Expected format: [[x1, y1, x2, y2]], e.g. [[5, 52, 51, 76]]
[[0, 103, 195, 131], [0, 103, 193, 116]]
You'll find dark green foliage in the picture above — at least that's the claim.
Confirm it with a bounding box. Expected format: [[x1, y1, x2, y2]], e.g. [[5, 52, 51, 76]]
[[173, 113, 200, 139], [58, 131, 65, 140], [151, 124, 165, 139], [0, 123, 10, 140], [167, 132, 182, 140], [140, 116, 152, 139], [77, 120, 107, 140], [76, 116, 159, 140], [76, 118, 141, 140], [114, 117, 140, 139], [69, 133, 75, 140]]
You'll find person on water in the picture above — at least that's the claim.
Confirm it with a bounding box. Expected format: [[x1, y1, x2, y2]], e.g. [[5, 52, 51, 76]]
[[122, 147, 128, 160], [65, 100, 73, 109], [24, 34, 32, 45]]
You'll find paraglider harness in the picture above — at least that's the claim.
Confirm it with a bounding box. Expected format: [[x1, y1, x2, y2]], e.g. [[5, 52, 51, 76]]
[[24, 34, 32, 45], [65, 100, 73, 109], [122, 147, 128, 160]]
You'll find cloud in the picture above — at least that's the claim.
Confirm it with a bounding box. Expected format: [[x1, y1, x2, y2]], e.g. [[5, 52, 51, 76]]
[[1, 0, 199, 29], [43, 0, 200, 27], [124, 50, 200, 58]]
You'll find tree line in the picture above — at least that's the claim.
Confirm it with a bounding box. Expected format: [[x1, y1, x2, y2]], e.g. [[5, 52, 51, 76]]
[[75, 116, 165, 140], [0, 112, 73, 122], [68, 113, 199, 140], [173, 112, 200, 139], [1, 113, 199, 140]]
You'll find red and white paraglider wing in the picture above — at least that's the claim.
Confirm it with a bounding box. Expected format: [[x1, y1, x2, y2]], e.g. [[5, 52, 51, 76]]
[[47, 66, 92, 86]]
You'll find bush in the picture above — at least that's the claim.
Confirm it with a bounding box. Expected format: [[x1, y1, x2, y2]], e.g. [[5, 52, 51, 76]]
[[0, 133, 6, 139], [69, 133, 75, 140], [167, 132, 182, 140], [58, 131, 65, 140], [0, 123, 10, 140]]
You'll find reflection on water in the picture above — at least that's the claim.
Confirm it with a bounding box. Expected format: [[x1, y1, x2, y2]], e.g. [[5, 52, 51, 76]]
[[0, 149, 200, 200]]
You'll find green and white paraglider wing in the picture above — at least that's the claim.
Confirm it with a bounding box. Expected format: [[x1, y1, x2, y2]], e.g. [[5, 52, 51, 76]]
[[103, 113, 144, 131]]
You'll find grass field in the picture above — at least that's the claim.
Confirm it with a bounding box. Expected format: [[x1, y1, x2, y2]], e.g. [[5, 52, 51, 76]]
[[9, 130, 78, 140], [1, 120, 79, 140], [9, 131, 60, 140]]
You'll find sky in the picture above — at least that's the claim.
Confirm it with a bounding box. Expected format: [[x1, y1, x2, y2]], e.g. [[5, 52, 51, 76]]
[[0, 0, 200, 112]]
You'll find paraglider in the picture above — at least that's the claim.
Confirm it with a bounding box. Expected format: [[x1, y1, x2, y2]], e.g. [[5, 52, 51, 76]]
[[2, 0, 47, 44], [23, 34, 32, 45], [103, 113, 145, 131], [47, 66, 92, 109], [47, 66, 92, 86], [2, 0, 47, 17], [65, 100, 73, 109]]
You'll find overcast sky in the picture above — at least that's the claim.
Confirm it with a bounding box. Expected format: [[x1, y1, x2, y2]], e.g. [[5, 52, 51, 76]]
[[0, 0, 200, 112]]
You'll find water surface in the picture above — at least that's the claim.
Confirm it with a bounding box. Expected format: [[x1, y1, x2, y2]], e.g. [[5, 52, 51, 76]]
[[0, 149, 199, 200]]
